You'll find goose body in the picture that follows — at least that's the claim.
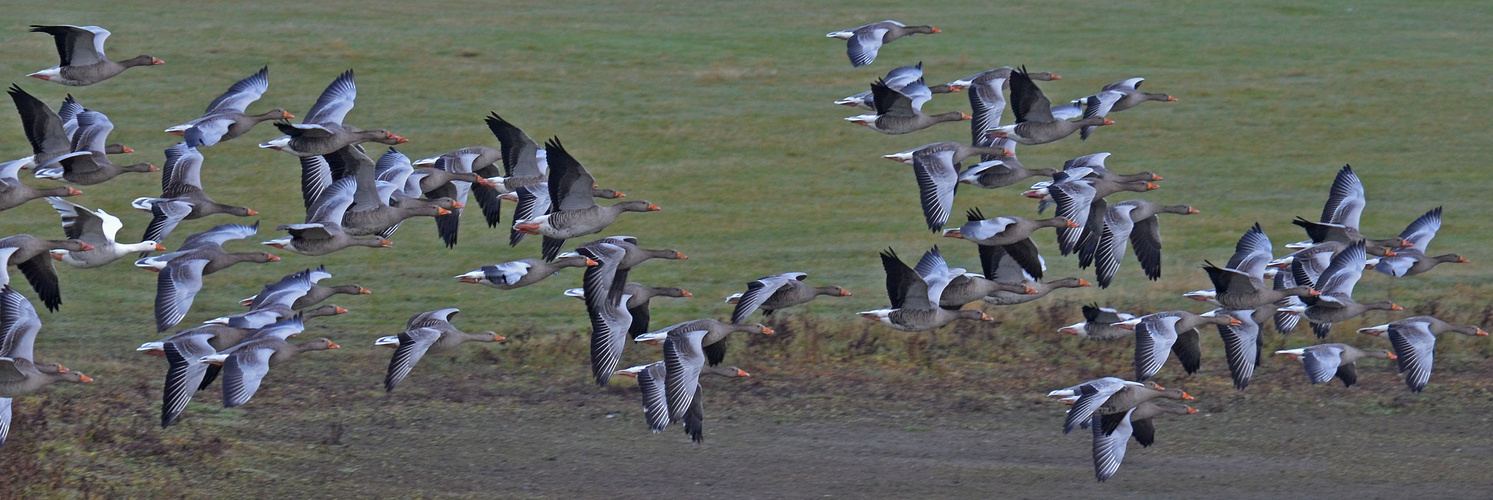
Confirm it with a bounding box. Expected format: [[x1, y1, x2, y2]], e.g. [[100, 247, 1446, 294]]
[[27, 25, 163, 86], [827, 21, 940, 67], [46, 197, 164, 268]]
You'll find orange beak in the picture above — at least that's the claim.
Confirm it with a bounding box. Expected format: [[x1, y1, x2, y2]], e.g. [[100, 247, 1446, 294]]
[[736, 368, 751, 377], [1181, 391, 1193, 400], [66, 187, 83, 196], [79, 374, 95, 382], [494, 334, 506, 342], [1078, 280, 1092, 287], [1066, 220, 1080, 228], [282, 112, 295, 119], [584, 258, 599, 267], [359, 287, 373, 294], [840, 289, 852, 296], [1101, 119, 1114, 126], [1146, 183, 1160, 190], [1152, 383, 1165, 390], [152, 58, 165, 65], [154, 244, 167, 251], [1024, 286, 1037, 294], [451, 202, 465, 209], [436, 208, 452, 215], [675, 251, 687, 259], [1390, 303, 1403, 311], [1186, 406, 1198, 414], [930, 27, 941, 33], [334, 306, 348, 314], [1383, 249, 1397, 257], [1151, 174, 1163, 181], [1386, 352, 1397, 359], [1003, 149, 1016, 157], [79, 243, 95, 251], [761, 327, 775, 335], [981, 313, 995, 322], [680, 290, 693, 297], [1229, 318, 1243, 326], [613, 192, 627, 198], [389, 133, 408, 144], [266, 255, 281, 262], [122, 146, 135, 153], [960, 113, 972, 120], [327, 342, 341, 349], [1050, 74, 1062, 80], [1476, 329, 1488, 336], [1459, 257, 1470, 263], [1167, 96, 1178, 102], [246, 209, 259, 216], [148, 164, 160, 172], [1187, 208, 1200, 214], [380, 239, 394, 248]]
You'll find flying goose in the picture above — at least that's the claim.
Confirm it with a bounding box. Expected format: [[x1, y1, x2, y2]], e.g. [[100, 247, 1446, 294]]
[[942, 207, 1074, 280], [1202, 224, 1318, 309], [859, 247, 994, 332], [378, 308, 503, 392], [1275, 343, 1395, 387], [0, 159, 81, 213], [1054, 377, 1191, 435], [259, 70, 408, 156], [826, 21, 940, 67], [0, 234, 92, 311], [729, 272, 850, 323], [1212, 309, 1265, 390], [1091, 200, 1198, 288], [7, 85, 76, 169], [845, 79, 969, 134], [150, 223, 279, 332], [578, 241, 634, 386], [34, 109, 156, 185], [1100, 78, 1177, 112], [615, 361, 747, 436], [200, 316, 338, 407], [512, 138, 659, 261], [978, 249, 1089, 306], [836, 63, 956, 110], [166, 67, 293, 147], [634, 319, 773, 371], [264, 171, 392, 255], [45, 197, 165, 268], [986, 67, 1112, 145], [0, 286, 91, 445], [238, 267, 369, 309], [1089, 400, 1195, 482], [1287, 241, 1400, 338], [1116, 310, 1239, 381], [134, 143, 258, 246], [941, 67, 1059, 146], [27, 25, 162, 86], [1373, 207, 1466, 277], [565, 284, 691, 339], [1288, 165, 1407, 253], [1359, 316, 1488, 392], [653, 323, 762, 443], [456, 255, 596, 290]]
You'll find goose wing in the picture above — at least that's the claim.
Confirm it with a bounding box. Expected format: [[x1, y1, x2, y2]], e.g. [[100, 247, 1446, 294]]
[[1388, 322, 1436, 392], [383, 327, 442, 392], [155, 258, 209, 332], [203, 66, 268, 115], [911, 148, 958, 231], [730, 272, 807, 324], [302, 70, 356, 125]]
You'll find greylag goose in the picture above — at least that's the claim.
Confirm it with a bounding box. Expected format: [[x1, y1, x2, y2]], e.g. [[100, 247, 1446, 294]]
[[56, 95, 133, 154], [238, 266, 369, 309], [512, 138, 659, 261], [259, 70, 407, 156], [0, 234, 92, 311], [957, 155, 1056, 190], [729, 272, 850, 323], [167, 67, 293, 147], [152, 327, 218, 428], [1101, 78, 1177, 112], [1116, 310, 1238, 381], [0, 159, 81, 212], [456, 255, 596, 290], [150, 223, 279, 332], [569, 236, 686, 271], [45, 197, 165, 268], [1359, 316, 1488, 392], [200, 316, 337, 407], [859, 247, 993, 332], [1090, 400, 1195, 482], [978, 248, 1090, 305], [836, 63, 962, 110], [135, 143, 258, 246], [634, 319, 773, 369], [1275, 343, 1394, 387], [1288, 165, 1407, 252], [937, 272, 1031, 310], [845, 79, 969, 134], [986, 68, 1112, 145], [1288, 241, 1401, 338], [578, 241, 635, 385], [826, 21, 939, 67], [1055, 377, 1190, 434], [315, 146, 451, 237], [27, 25, 161, 86], [33, 105, 156, 184], [651, 323, 761, 443], [615, 361, 747, 436], [1038, 167, 1160, 256], [942, 207, 1075, 279], [506, 184, 625, 248], [1202, 224, 1318, 309], [1374, 207, 1465, 277], [1091, 200, 1198, 288], [377, 308, 503, 392], [206, 268, 355, 328], [565, 283, 691, 338], [264, 174, 392, 255], [420, 150, 502, 247], [941, 67, 1059, 146], [0, 356, 92, 398], [1058, 304, 1135, 341]]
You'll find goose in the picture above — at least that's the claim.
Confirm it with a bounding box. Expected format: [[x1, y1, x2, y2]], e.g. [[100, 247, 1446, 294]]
[[314, 146, 451, 237], [986, 68, 1112, 145], [512, 138, 659, 261], [485, 114, 557, 232], [941, 67, 1059, 146], [1058, 304, 1135, 341], [150, 223, 279, 332], [207, 268, 355, 328], [1288, 241, 1401, 338], [1100, 78, 1177, 113], [33, 106, 156, 185], [134, 143, 258, 246], [942, 207, 1075, 279], [303, 149, 455, 240], [152, 328, 217, 428], [200, 316, 337, 407], [456, 255, 596, 290], [45, 197, 165, 268], [1374, 207, 1465, 277], [564, 283, 691, 339], [378, 308, 503, 392], [1, 235, 92, 311], [1288, 165, 1407, 252], [569, 236, 687, 271], [615, 361, 748, 435], [1275, 344, 1395, 387], [0, 159, 82, 213], [238, 267, 369, 309], [938, 272, 1034, 310], [1116, 310, 1239, 381], [978, 248, 1090, 305], [507, 184, 628, 248], [883, 141, 1012, 167], [957, 156, 1056, 190], [166, 67, 293, 147], [1091, 200, 1199, 288], [651, 322, 764, 443], [826, 21, 940, 67], [1212, 309, 1265, 390], [0, 356, 93, 399], [258, 70, 408, 156], [7, 84, 76, 169], [845, 79, 969, 134], [1056, 377, 1191, 434], [1045, 170, 1157, 257], [419, 151, 500, 247], [859, 247, 993, 332], [836, 62, 957, 110], [909, 145, 958, 231], [633, 319, 773, 368], [729, 272, 850, 323], [264, 174, 391, 255], [56, 95, 133, 154], [1064, 90, 1125, 141], [1359, 316, 1488, 392], [577, 241, 635, 386], [1202, 224, 1318, 309], [27, 25, 161, 86], [1090, 401, 1195, 482]]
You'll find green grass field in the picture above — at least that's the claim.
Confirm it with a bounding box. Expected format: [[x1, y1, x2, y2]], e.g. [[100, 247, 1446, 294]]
[[2, 1, 1492, 497]]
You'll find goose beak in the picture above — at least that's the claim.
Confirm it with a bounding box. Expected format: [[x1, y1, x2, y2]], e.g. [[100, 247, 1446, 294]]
[[930, 27, 942, 33], [360, 287, 373, 294], [451, 202, 465, 209], [1066, 220, 1080, 228], [840, 290, 852, 296], [675, 251, 688, 259], [155, 244, 167, 251], [584, 258, 599, 267], [79, 243, 95, 251], [148, 164, 160, 172], [282, 112, 295, 119], [56, 365, 70, 372], [334, 306, 348, 314], [267, 255, 280, 262], [1390, 303, 1403, 311], [1152, 383, 1165, 390], [1229, 318, 1243, 326], [981, 313, 995, 322], [246, 209, 259, 216], [493, 334, 506, 342], [761, 327, 775, 334], [1024, 286, 1038, 294], [1146, 183, 1160, 190], [680, 290, 693, 297], [1386, 352, 1397, 359], [1309, 290, 1321, 297], [151, 58, 165, 65], [436, 208, 452, 215], [66, 187, 83, 196], [1383, 249, 1397, 257], [1186, 406, 1198, 414], [942, 229, 963, 239], [380, 239, 394, 248], [1003, 150, 1016, 157], [613, 192, 627, 198], [1050, 74, 1061, 80], [1101, 119, 1114, 126], [389, 133, 408, 144], [960, 113, 972, 120], [1459, 257, 1470, 263], [1181, 391, 1193, 400], [1078, 280, 1092, 287], [1476, 329, 1488, 336], [122, 146, 135, 153], [736, 368, 751, 377], [1167, 96, 1178, 102], [327, 342, 341, 349], [514, 223, 541, 235], [79, 374, 94, 383], [647, 203, 661, 211]]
